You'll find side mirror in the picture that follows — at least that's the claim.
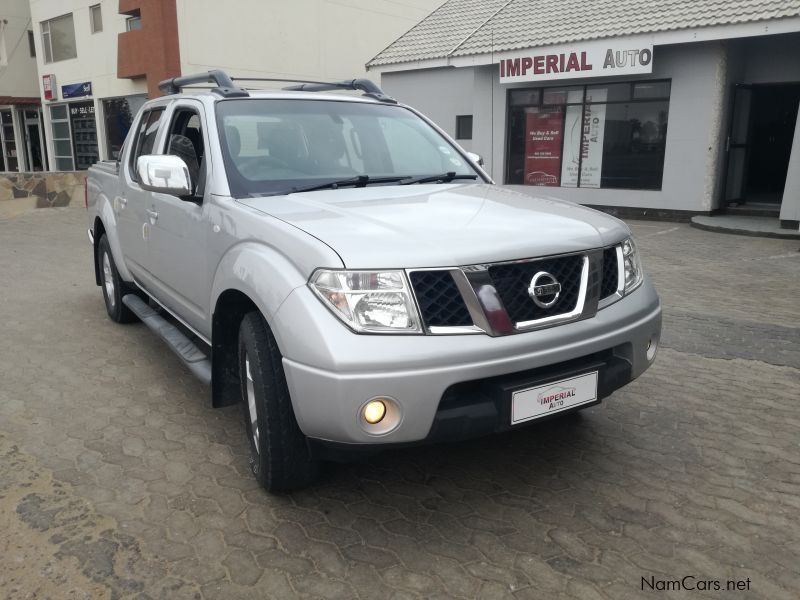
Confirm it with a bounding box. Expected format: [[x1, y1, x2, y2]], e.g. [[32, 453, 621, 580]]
[[137, 154, 192, 196], [466, 151, 484, 166]]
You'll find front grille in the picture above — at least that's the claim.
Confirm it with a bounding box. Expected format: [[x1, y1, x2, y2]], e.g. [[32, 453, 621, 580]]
[[410, 270, 472, 328], [600, 247, 619, 299], [488, 255, 584, 323]]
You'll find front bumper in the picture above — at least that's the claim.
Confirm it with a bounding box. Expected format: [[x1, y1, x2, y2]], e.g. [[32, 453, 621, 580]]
[[275, 277, 661, 446]]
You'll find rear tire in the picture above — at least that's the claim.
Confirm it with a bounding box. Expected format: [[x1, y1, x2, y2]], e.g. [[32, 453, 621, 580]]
[[238, 311, 320, 492], [97, 234, 138, 324]]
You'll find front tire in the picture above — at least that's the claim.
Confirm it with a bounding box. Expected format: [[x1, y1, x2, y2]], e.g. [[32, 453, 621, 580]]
[[97, 234, 138, 323], [238, 311, 320, 492]]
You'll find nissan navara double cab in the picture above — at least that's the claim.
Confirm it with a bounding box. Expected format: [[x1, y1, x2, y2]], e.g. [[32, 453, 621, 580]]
[[87, 71, 661, 491]]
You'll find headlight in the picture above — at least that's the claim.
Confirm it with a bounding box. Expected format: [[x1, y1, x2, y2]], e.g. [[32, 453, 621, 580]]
[[309, 270, 422, 333], [621, 237, 644, 293]]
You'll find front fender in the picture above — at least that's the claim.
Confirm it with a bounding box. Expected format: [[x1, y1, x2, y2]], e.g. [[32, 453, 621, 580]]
[[210, 241, 342, 348]]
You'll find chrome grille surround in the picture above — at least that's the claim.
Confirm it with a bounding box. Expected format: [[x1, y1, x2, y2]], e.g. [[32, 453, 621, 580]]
[[407, 242, 628, 336], [409, 245, 600, 335]]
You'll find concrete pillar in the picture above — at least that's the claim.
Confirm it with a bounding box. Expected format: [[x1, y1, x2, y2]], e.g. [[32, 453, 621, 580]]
[[471, 64, 506, 182], [779, 103, 800, 225]]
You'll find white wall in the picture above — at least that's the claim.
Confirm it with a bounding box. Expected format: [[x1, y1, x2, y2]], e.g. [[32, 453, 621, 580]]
[[176, 0, 444, 84], [29, 0, 147, 99], [0, 0, 39, 98], [380, 67, 476, 148], [30, 0, 149, 164]]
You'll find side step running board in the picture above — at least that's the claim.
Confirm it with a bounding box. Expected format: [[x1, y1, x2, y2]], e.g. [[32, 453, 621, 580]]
[[122, 294, 212, 385]]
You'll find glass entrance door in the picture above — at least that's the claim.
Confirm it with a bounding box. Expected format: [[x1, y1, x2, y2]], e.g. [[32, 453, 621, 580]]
[[23, 109, 46, 171], [0, 109, 18, 172], [723, 83, 800, 206], [723, 84, 753, 205]]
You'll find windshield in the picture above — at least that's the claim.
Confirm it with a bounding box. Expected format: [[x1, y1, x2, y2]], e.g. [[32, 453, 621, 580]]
[[216, 99, 481, 197]]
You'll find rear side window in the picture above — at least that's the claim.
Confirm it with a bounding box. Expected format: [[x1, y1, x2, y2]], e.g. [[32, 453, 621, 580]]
[[129, 108, 165, 182]]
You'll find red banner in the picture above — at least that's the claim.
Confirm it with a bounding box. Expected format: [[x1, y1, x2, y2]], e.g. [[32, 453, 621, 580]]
[[524, 109, 564, 186]]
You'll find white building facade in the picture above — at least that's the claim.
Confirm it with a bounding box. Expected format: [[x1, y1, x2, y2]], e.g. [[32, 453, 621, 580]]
[[0, 0, 46, 172], [369, 0, 800, 228], [28, 0, 444, 170]]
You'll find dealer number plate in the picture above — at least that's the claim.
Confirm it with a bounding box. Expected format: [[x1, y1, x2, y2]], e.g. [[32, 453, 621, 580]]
[[511, 371, 598, 424]]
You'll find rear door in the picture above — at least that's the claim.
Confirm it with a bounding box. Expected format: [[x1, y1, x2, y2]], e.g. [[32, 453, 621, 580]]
[[117, 106, 166, 284], [144, 100, 213, 333]]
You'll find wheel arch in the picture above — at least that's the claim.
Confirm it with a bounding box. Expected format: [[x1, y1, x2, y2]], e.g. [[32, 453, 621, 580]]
[[92, 216, 106, 285], [91, 198, 133, 283], [211, 288, 261, 408], [208, 240, 337, 408]]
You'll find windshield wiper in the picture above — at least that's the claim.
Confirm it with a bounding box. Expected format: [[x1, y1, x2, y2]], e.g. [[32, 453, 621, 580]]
[[287, 175, 410, 195], [399, 172, 479, 185]]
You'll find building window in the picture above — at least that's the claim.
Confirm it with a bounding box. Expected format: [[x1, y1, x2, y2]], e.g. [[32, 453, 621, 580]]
[[126, 15, 142, 31], [50, 105, 75, 170], [28, 30, 36, 57], [90, 4, 103, 33], [40, 13, 77, 63], [456, 115, 473, 140], [506, 80, 670, 190]]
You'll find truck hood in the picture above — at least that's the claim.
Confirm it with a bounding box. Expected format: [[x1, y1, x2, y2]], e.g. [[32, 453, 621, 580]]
[[238, 183, 629, 268]]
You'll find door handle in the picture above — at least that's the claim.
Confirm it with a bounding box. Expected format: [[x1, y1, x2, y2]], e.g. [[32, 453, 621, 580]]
[[146, 209, 159, 222], [117, 197, 127, 210]]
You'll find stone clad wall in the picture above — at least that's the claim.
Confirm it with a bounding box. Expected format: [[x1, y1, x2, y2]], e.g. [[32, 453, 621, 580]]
[[0, 173, 87, 216]]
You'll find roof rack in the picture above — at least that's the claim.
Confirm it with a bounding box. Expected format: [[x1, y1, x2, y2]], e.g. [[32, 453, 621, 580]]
[[284, 79, 396, 103], [158, 70, 249, 98], [233, 77, 397, 103], [158, 71, 397, 103]]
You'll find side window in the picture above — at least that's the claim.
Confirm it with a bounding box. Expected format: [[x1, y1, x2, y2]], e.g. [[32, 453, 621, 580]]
[[129, 108, 164, 182], [165, 107, 206, 196]]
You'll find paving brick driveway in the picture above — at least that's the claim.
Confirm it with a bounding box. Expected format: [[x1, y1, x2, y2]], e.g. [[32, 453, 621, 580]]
[[1, 208, 798, 600]]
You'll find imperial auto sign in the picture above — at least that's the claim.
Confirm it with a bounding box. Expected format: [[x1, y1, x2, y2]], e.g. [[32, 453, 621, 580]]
[[498, 39, 654, 83]]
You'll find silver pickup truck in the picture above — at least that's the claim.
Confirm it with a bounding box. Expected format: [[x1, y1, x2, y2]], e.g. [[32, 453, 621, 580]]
[[87, 70, 661, 491]]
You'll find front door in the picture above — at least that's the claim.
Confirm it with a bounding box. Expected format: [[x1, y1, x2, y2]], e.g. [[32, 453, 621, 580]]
[[145, 101, 212, 335]]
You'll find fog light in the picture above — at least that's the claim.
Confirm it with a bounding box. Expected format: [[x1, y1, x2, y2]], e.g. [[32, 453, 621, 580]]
[[363, 400, 386, 424], [646, 337, 658, 362]]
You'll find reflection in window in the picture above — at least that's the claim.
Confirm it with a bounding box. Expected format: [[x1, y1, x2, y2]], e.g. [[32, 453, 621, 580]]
[[103, 96, 146, 160], [129, 109, 164, 180], [506, 80, 670, 191], [601, 102, 669, 190]]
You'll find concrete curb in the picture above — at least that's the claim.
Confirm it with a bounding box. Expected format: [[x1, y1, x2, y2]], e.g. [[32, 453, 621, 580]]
[[690, 216, 800, 240]]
